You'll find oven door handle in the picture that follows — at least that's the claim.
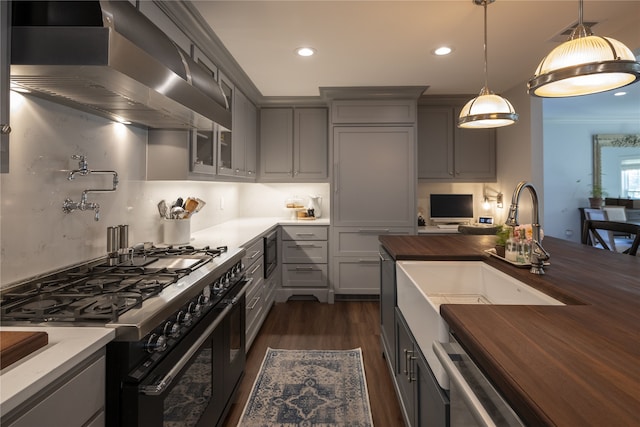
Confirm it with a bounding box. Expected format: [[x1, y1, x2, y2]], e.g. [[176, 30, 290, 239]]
[[140, 278, 252, 396]]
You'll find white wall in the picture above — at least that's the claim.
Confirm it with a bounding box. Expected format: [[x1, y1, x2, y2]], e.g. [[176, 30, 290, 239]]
[[493, 84, 544, 227], [542, 119, 640, 243], [1, 94, 327, 286]]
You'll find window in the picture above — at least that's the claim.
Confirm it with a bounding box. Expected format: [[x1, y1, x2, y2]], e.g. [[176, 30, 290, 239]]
[[620, 158, 640, 198]]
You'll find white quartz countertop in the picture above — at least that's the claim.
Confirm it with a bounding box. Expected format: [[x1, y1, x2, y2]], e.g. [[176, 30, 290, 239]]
[[190, 217, 330, 249], [0, 326, 115, 415], [0, 217, 328, 416]]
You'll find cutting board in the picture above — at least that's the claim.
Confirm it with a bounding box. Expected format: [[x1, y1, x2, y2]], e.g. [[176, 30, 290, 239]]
[[0, 331, 49, 369]]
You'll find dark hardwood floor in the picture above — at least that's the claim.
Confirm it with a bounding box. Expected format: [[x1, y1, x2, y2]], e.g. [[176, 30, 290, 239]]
[[221, 300, 406, 426]]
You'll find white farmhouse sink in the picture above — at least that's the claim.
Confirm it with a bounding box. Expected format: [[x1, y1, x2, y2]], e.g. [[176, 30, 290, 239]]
[[396, 261, 564, 390]]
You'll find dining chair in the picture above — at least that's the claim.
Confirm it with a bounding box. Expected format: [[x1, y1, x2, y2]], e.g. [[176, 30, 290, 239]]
[[582, 220, 640, 256], [583, 209, 616, 250], [603, 206, 627, 222]]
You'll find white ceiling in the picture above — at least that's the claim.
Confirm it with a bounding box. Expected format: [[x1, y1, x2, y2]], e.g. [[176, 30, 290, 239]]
[[191, 1, 640, 116]]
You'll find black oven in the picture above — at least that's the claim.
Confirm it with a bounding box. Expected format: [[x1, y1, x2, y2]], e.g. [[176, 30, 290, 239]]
[[264, 230, 277, 279], [110, 275, 249, 427]]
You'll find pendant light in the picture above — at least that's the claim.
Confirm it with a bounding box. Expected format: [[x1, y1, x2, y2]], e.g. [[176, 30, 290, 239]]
[[528, 0, 640, 97], [458, 0, 518, 129]]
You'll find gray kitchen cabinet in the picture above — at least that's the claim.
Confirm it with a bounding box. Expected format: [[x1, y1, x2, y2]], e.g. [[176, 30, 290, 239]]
[[1, 0, 9, 173], [395, 308, 449, 427], [138, 1, 191, 53], [217, 72, 236, 177], [279, 225, 329, 302], [3, 350, 107, 427], [218, 83, 256, 179], [259, 108, 328, 181], [244, 96, 258, 179], [148, 129, 223, 181], [418, 105, 496, 181], [333, 126, 415, 227], [332, 100, 416, 124], [190, 51, 219, 176], [380, 246, 396, 374], [331, 107, 417, 296], [243, 237, 265, 350]]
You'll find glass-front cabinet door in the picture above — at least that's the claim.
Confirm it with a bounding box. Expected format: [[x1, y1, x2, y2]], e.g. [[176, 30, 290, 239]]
[[191, 128, 216, 175], [218, 72, 234, 176], [191, 48, 218, 176]]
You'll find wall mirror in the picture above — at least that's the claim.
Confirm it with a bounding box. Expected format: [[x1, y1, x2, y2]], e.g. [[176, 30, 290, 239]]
[[593, 134, 640, 199]]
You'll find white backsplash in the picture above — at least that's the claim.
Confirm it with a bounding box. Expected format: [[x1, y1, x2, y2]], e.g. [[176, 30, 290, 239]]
[[1, 93, 328, 286]]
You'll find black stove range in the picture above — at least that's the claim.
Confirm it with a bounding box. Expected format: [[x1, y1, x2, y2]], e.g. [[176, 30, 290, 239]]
[[1, 244, 250, 427], [0, 245, 246, 341]]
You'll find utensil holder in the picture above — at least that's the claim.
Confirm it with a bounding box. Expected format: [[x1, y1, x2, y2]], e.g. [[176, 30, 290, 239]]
[[163, 218, 191, 245]]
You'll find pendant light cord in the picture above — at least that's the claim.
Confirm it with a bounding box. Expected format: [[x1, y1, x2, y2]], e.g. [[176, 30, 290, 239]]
[[483, 0, 489, 90], [578, 0, 583, 26]]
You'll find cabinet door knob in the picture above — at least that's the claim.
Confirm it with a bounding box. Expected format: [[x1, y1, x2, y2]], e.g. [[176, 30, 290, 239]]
[[0, 124, 10, 135]]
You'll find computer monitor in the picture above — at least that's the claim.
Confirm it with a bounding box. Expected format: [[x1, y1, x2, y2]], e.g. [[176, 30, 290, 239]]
[[429, 194, 474, 223]]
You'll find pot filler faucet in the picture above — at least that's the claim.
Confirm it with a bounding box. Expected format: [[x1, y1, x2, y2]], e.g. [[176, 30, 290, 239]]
[[505, 181, 550, 275], [62, 154, 119, 221]]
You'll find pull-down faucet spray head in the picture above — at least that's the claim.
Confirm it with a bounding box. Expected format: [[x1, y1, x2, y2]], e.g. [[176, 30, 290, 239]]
[[506, 181, 549, 275]]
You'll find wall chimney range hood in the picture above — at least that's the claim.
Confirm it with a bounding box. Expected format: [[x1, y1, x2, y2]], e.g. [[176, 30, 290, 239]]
[[10, 1, 231, 130]]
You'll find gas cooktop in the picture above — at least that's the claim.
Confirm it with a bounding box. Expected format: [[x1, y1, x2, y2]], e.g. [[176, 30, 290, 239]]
[[0, 246, 228, 323]]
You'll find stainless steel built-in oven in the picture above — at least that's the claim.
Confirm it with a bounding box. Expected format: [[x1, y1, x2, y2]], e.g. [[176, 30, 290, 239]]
[[264, 230, 277, 279], [120, 278, 248, 427]]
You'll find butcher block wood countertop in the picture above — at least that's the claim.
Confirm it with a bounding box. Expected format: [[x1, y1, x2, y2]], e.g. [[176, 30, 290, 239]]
[[379, 235, 640, 427]]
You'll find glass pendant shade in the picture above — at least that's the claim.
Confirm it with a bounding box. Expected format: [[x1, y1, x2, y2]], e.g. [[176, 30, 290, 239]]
[[528, 11, 640, 97], [458, 87, 518, 128], [457, 0, 518, 129]]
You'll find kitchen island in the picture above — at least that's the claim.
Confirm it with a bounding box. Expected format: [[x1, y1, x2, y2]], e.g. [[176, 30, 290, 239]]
[[380, 234, 640, 426]]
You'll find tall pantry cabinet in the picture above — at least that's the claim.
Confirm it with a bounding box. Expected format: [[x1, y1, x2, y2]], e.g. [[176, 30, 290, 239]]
[[330, 100, 417, 298]]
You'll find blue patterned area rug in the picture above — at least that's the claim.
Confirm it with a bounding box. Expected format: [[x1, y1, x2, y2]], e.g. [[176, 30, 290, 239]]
[[237, 348, 374, 427]]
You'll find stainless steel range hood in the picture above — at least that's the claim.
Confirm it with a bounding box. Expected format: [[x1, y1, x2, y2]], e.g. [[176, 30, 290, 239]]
[[10, 1, 231, 130]]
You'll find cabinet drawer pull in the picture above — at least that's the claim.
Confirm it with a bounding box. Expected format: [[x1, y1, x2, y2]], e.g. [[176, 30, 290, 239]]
[[358, 229, 390, 234], [249, 264, 262, 275], [249, 250, 261, 259], [290, 243, 318, 248], [357, 259, 379, 264], [247, 296, 260, 310], [295, 233, 316, 237], [294, 266, 315, 271]]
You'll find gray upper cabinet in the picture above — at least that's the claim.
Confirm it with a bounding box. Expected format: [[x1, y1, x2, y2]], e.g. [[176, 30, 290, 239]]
[[333, 126, 415, 227], [259, 107, 328, 182], [418, 105, 496, 182], [332, 100, 416, 124], [138, 1, 191, 53], [1, 1, 10, 173], [244, 96, 258, 179]]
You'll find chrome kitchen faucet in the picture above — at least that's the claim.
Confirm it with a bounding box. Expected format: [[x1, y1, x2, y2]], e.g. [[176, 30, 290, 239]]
[[505, 181, 550, 274], [62, 154, 119, 221]]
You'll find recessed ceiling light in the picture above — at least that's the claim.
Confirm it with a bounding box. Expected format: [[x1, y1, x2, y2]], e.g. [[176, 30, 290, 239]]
[[295, 47, 316, 57], [614, 91, 627, 96], [433, 46, 453, 56]]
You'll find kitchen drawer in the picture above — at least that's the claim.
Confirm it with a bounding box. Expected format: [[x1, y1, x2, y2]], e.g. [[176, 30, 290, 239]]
[[331, 257, 380, 294], [5, 351, 105, 427], [243, 238, 264, 267], [282, 241, 328, 263], [264, 276, 277, 305], [281, 225, 328, 241], [332, 227, 412, 256], [246, 275, 264, 330], [282, 264, 328, 288]]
